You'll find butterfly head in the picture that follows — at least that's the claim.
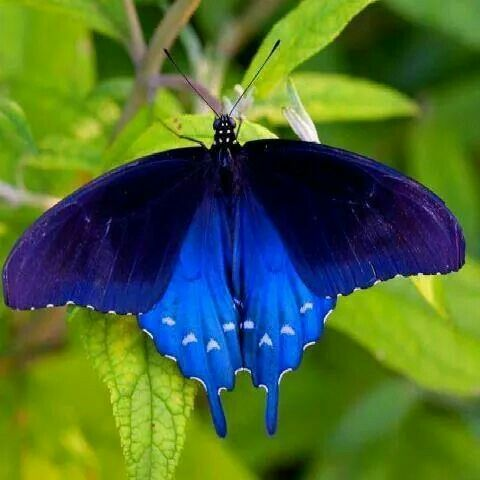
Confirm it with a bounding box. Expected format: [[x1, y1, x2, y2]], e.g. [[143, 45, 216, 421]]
[[213, 115, 237, 147]]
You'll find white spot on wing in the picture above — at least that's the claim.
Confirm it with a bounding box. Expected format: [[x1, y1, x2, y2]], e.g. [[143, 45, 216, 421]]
[[243, 320, 255, 330], [280, 324, 295, 336], [162, 316, 175, 326], [259, 333, 273, 347], [223, 322, 235, 332], [182, 332, 198, 346], [300, 301, 314, 314], [206, 338, 220, 352]]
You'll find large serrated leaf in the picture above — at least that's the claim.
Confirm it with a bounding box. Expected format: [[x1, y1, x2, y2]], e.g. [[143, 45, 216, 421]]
[[76, 311, 196, 480], [250, 73, 418, 123], [243, 0, 377, 98]]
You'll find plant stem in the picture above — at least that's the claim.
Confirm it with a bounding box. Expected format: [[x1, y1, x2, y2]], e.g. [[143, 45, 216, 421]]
[[115, 0, 201, 135], [217, 0, 287, 59], [123, 0, 146, 66], [152, 74, 222, 113], [0, 181, 59, 209]]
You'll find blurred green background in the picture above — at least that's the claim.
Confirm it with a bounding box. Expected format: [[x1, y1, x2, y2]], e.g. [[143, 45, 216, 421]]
[[1, 0, 480, 479]]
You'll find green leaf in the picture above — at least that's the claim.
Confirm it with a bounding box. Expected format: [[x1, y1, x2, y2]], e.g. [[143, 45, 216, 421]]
[[76, 311, 195, 480], [114, 114, 276, 167], [386, 0, 480, 50], [0, 4, 95, 137], [328, 379, 418, 453], [410, 276, 448, 319], [242, 0, 376, 98], [176, 418, 257, 480], [0, 0, 126, 40], [309, 404, 480, 479], [223, 331, 388, 472], [406, 118, 480, 255], [329, 275, 480, 396], [103, 89, 185, 170], [0, 97, 36, 153], [444, 259, 480, 340], [250, 73, 418, 123]]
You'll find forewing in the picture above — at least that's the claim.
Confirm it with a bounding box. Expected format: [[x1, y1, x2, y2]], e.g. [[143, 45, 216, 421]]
[[3, 147, 210, 314], [242, 139, 465, 299]]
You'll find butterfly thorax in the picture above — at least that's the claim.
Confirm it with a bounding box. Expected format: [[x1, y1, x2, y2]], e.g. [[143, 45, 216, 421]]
[[212, 114, 238, 150], [210, 114, 243, 196]]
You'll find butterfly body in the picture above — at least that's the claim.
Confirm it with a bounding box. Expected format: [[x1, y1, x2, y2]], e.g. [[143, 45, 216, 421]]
[[2, 113, 465, 437]]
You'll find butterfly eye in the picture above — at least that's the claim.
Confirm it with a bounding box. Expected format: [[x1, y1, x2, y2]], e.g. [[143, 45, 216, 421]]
[[228, 117, 236, 128], [213, 118, 221, 129]]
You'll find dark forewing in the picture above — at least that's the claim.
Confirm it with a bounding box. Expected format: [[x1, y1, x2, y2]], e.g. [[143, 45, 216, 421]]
[[3, 147, 211, 314], [241, 139, 465, 299]]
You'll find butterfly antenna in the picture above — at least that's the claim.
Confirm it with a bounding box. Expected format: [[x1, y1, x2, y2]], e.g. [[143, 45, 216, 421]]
[[229, 39, 280, 116], [163, 48, 220, 117]]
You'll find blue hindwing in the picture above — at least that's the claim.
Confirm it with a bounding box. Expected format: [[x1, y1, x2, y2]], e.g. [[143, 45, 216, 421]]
[[138, 195, 241, 437], [234, 193, 336, 434]]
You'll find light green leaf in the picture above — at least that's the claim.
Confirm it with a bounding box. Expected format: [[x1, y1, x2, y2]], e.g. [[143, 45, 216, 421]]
[[176, 418, 257, 480], [76, 311, 195, 480], [410, 276, 448, 319], [406, 119, 480, 254], [386, 0, 480, 50], [309, 404, 480, 479], [0, 4, 95, 137], [114, 114, 276, 167], [250, 73, 418, 123], [329, 379, 418, 453], [0, 0, 126, 40], [444, 259, 480, 340], [243, 0, 376, 98], [0, 97, 37, 182], [329, 274, 480, 396], [0, 97, 36, 153], [103, 90, 185, 170]]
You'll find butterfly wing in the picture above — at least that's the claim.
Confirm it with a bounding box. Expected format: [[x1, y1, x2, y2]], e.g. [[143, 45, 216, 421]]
[[242, 139, 465, 299], [139, 193, 241, 437], [3, 147, 210, 314], [234, 191, 336, 434]]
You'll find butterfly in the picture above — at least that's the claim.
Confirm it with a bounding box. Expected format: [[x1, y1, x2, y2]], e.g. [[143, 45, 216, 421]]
[[2, 41, 465, 437]]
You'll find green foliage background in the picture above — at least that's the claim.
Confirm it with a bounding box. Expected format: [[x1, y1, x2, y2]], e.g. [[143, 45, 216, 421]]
[[0, 0, 479, 479]]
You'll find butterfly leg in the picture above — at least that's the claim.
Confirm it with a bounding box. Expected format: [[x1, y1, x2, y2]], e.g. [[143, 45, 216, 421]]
[[158, 118, 207, 149]]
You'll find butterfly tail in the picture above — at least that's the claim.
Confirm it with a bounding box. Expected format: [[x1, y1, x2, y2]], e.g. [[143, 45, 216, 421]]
[[207, 389, 228, 437], [265, 383, 279, 436]]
